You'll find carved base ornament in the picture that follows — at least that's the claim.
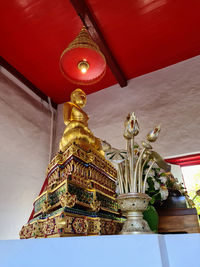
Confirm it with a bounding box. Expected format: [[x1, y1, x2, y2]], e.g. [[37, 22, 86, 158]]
[[59, 192, 76, 208], [20, 207, 123, 238]]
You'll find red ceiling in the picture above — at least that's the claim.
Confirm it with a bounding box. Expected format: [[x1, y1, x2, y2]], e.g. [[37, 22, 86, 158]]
[[0, 0, 200, 104]]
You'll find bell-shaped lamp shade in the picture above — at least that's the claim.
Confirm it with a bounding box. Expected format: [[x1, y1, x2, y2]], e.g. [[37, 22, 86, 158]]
[[60, 27, 106, 85]]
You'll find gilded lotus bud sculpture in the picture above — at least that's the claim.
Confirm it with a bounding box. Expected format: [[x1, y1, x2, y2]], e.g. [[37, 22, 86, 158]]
[[103, 113, 171, 234]]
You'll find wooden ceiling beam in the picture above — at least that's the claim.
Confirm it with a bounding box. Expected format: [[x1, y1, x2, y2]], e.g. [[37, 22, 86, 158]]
[[70, 0, 127, 87], [0, 56, 57, 109]]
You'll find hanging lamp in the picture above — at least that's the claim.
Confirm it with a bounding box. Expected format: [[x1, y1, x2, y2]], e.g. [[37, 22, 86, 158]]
[[60, 26, 106, 85]]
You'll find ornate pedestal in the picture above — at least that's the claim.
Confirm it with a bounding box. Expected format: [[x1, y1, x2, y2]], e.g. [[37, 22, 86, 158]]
[[117, 193, 152, 234], [20, 143, 124, 238]]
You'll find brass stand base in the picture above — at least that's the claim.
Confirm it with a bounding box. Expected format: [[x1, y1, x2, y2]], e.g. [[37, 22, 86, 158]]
[[119, 211, 153, 235], [118, 193, 153, 235]]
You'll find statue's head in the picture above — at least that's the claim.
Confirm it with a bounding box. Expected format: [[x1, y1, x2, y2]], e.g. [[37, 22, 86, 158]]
[[70, 88, 87, 108]]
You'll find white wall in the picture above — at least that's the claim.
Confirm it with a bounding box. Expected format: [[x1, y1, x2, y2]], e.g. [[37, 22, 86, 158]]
[[55, 56, 200, 159], [170, 164, 183, 183], [0, 72, 51, 239]]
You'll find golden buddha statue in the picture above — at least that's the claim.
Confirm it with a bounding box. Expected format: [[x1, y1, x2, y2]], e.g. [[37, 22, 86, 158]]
[[59, 88, 104, 155]]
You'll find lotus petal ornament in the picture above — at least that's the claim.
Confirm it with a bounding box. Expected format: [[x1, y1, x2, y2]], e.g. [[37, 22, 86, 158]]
[[150, 151, 171, 172], [142, 141, 152, 150], [103, 113, 171, 235], [106, 150, 127, 162], [124, 112, 139, 139], [101, 140, 111, 152], [101, 141, 127, 162], [146, 125, 161, 142]]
